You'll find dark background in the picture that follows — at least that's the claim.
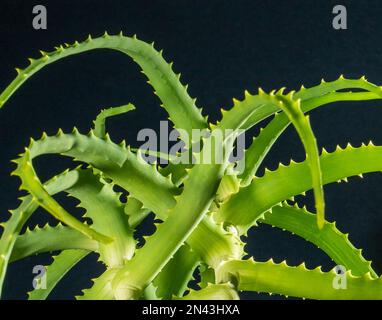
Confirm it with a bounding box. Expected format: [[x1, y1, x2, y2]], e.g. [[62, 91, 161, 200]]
[[1, 0, 382, 300]]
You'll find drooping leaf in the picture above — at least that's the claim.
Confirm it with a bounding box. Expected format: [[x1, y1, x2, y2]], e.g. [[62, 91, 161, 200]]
[[0, 33, 207, 145], [0, 169, 79, 297], [14, 130, 239, 269], [93, 103, 136, 137], [270, 90, 325, 228], [260, 203, 376, 277], [239, 90, 382, 186], [11, 148, 112, 243]]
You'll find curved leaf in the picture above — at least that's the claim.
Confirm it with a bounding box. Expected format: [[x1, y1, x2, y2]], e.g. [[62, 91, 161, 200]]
[[66, 169, 136, 267], [28, 249, 89, 300], [260, 204, 376, 277], [217, 259, 382, 300], [295, 75, 382, 100], [11, 148, 112, 243], [76, 268, 119, 300], [218, 143, 382, 234], [15, 130, 239, 268], [112, 134, 235, 299], [11, 224, 97, 262], [0, 169, 79, 297], [271, 91, 324, 228], [93, 103, 135, 137], [239, 90, 382, 186], [0, 33, 207, 145]]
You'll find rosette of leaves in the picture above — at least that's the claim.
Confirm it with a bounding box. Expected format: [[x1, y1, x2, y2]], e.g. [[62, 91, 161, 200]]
[[0, 32, 381, 300]]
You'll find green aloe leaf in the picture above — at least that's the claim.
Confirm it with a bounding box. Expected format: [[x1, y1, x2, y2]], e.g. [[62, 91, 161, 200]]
[[93, 103, 136, 137], [270, 90, 324, 228], [178, 283, 239, 300], [295, 75, 382, 100], [11, 148, 112, 243], [260, 203, 376, 277], [112, 133, 235, 299], [217, 143, 382, 234], [153, 245, 199, 299], [65, 169, 136, 267], [1, 33, 382, 301], [13, 130, 240, 269], [0, 169, 79, 297], [217, 259, 382, 300], [76, 268, 119, 300], [0, 33, 207, 145], [28, 249, 89, 300], [11, 224, 97, 262], [239, 90, 382, 187]]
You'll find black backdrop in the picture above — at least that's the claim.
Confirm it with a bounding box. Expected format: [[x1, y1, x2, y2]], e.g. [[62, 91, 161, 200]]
[[1, 0, 382, 300]]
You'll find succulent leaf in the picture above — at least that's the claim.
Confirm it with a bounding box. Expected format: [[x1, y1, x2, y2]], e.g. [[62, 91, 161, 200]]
[[76, 268, 119, 300], [0, 33, 207, 146], [218, 143, 382, 234], [178, 283, 239, 300], [0, 169, 80, 297], [11, 224, 97, 262], [28, 250, 89, 300], [93, 103, 136, 137], [260, 204, 376, 277], [1, 34, 382, 300], [153, 245, 199, 299], [239, 87, 382, 186], [217, 259, 382, 300]]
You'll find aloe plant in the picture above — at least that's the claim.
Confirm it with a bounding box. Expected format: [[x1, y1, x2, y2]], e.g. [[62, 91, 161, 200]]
[[0, 32, 382, 300]]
